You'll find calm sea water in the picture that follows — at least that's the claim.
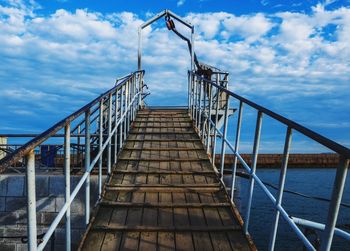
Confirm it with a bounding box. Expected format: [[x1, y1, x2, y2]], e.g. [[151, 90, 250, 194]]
[[228, 168, 350, 251]]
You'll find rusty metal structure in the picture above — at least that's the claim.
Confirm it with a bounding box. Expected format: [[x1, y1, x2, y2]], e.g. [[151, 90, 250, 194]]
[[0, 9, 350, 251]]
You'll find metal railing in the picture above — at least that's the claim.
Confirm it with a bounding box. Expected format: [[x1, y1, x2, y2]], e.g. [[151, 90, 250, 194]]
[[0, 70, 144, 251], [189, 71, 350, 251]]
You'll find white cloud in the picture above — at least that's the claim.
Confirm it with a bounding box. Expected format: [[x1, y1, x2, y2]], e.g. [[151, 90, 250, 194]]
[[223, 13, 274, 42], [177, 0, 185, 7], [0, 1, 349, 148]]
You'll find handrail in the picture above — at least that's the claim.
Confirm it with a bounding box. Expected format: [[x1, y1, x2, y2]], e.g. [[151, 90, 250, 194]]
[[193, 72, 350, 159], [189, 70, 350, 251], [0, 70, 144, 171], [0, 70, 144, 251]]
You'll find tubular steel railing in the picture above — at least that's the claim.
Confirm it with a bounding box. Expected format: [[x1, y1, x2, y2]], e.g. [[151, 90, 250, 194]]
[[189, 71, 350, 251], [0, 70, 144, 251]]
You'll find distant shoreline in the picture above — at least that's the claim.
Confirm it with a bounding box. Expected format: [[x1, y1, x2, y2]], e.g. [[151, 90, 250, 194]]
[[215, 153, 340, 168]]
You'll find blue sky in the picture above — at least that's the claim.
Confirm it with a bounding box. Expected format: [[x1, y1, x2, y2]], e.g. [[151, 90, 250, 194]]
[[0, 0, 349, 152]]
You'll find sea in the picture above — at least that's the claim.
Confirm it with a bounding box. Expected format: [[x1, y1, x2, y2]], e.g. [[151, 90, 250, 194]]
[[228, 168, 350, 251]]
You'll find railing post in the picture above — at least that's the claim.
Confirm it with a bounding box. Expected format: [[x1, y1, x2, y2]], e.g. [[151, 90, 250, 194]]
[[230, 101, 243, 201], [64, 123, 71, 251], [138, 72, 143, 109], [123, 83, 128, 141], [219, 94, 230, 179], [77, 125, 81, 168], [202, 81, 207, 142], [206, 84, 213, 153], [128, 79, 132, 128], [196, 78, 200, 129], [244, 111, 263, 234], [268, 127, 292, 251], [188, 71, 191, 114], [84, 109, 91, 226], [320, 156, 349, 251], [193, 74, 197, 122], [107, 93, 112, 175], [211, 86, 220, 165], [132, 75, 136, 121], [26, 149, 37, 251], [120, 85, 124, 148], [198, 79, 203, 136], [130, 76, 133, 122], [114, 90, 119, 164], [98, 99, 104, 199]]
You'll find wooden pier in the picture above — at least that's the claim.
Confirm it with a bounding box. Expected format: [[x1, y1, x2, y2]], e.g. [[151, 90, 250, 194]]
[[79, 109, 254, 251]]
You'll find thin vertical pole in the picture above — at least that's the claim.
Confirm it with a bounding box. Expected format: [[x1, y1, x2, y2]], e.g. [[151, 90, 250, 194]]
[[191, 73, 195, 120], [120, 85, 124, 148], [219, 95, 230, 179], [198, 80, 203, 134], [26, 150, 37, 251], [195, 78, 199, 128], [244, 111, 263, 234], [128, 79, 132, 129], [130, 76, 133, 122], [138, 27, 142, 71], [206, 85, 213, 153], [114, 90, 119, 164], [138, 72, 143, 109], [320, 157, 349, 251], [107, 93, 112, 175], [190, 27, 195, 115], [77, 125, 81, 168], [84, 109, 91, 226], [212, 86, 220, 165], [188, 71, 191, 114], [98, 99, 103, 199], [64, 123, 71, 251], [268, 127, 292, 251], [202, 81, 207, 142], [193, 75, 197, 121], [190, 27, 194, 72], [124, 84, 128, 141], [230, 101, 243, 200]]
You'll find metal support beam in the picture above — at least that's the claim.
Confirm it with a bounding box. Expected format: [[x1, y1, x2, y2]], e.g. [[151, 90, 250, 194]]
[[84, 109, 91, 226], [244, 111, 263, 234], [268, 127, 292, 251], [64, 123, 71, 251], [26, 150, 37, 251], [219, 95, 230, 179], [114, 90, 119, 164], [320, 157, 349, 251], [230, 101, 243, 201], [107, 93, 112, 175], [98, 99, 104, 199]]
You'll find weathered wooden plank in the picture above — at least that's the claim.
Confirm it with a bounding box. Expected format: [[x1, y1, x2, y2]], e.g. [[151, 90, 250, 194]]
[[113, 170, 216, 175], [100, 233, 122, 251], [92, 225, 241, 232], [158, 192, 173, 227], [80, 232, 104, 251], [139, 232, 157, 251], [105, 186, 222, 192], [80, 108, 253, 251], [187, 191, 214, 251], [119, 232, 139, 251], [158, 192, 175, 251]]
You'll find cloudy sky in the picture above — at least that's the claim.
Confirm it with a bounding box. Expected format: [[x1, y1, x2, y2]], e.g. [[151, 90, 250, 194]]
[[0, 0, 349, 152]]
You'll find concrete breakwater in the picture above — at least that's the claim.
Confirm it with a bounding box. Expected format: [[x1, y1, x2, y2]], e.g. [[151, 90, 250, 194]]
[[215, 153, 340, 168]]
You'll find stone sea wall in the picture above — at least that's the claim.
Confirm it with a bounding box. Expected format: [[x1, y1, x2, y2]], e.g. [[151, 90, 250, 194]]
[[0, 174, 104, 251]]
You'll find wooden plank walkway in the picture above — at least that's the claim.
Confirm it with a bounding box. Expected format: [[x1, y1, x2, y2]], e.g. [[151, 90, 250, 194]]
[[79, 109, 254, 251]]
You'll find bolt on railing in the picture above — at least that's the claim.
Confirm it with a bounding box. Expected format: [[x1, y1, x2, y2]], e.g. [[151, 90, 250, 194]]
[[0, 70, 144, 251], [188, 70, 350, 251]]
